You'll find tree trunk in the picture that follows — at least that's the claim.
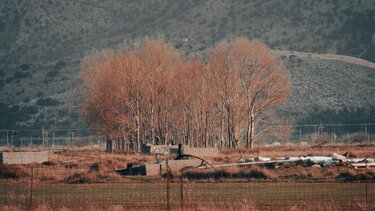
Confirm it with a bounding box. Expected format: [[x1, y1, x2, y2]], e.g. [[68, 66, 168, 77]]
[[204, 110, 208, 148], [183, 109, 187, 145], [151, 105, 157, 145], [248, 113, 255, 149], [136, 100, 141, 152], [106, 137, 112, 153], [121, 138, 125, 151], [219, 107, 223, 148], [226, 105, 231, 148]]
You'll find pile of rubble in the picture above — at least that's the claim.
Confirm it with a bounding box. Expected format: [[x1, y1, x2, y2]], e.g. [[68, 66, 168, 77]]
[[116, 147, 375, 177], [235, 153, 375, 169]]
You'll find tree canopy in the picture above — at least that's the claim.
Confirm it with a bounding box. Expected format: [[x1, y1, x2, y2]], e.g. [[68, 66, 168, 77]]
[[77, 37, 290, 152]]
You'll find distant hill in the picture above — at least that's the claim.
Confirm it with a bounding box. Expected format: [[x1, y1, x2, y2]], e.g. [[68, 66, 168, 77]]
[[0, 0, 374, 129]]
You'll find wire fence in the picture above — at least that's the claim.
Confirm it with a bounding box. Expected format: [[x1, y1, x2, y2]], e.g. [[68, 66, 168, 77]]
[[290, 123, 375, 144], [0, 128, 103, 148], [0, 123, 374, 148], [0, 164, 374, 210], [1, 124, 374, 210]]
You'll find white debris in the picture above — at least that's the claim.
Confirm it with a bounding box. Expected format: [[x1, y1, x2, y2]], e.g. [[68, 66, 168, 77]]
[[332, 153, 347, 161], [255, 157, 271, 162], [322, 159, 334, 167], [238, 153, 375, 168], [270, 142, 281, 146], [365, 158, 375, 163], [304, 156, 332, 163], [287, 157, 303, 161], [348, 158, 366, 163]]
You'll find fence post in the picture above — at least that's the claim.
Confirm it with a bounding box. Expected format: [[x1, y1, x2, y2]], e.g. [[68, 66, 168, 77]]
[[29, 166, 34, 211], [180, 173, 183, 210], [166, 159, 170, 211], [42, 126, 44, 148], [365, 158, 368, 211]]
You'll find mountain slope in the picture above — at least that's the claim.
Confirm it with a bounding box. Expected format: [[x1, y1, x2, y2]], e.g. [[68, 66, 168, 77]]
[[0, 0, 374, 129]]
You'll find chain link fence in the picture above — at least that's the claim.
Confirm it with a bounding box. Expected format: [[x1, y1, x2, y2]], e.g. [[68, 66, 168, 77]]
[[0, 129, 103, 148], [1, 123, 374, 148], [290, 123, 375, 144], [0, 164, 374, 210]]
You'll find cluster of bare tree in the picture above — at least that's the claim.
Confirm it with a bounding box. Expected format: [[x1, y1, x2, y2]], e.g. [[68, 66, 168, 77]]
[[77, 37, 290, 152]]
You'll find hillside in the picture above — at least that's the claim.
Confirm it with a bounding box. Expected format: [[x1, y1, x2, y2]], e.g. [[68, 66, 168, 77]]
[[0, 0, 374, 129]]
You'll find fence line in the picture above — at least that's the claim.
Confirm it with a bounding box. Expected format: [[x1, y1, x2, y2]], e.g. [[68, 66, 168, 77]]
[[0, 164, 374, 210], [0, 123, 374, 148]]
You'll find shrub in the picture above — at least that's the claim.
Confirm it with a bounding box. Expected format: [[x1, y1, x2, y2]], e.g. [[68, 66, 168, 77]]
[[36, 98, 60, 106], [0, 165, 30, 179], [182, 167, 276, 180]]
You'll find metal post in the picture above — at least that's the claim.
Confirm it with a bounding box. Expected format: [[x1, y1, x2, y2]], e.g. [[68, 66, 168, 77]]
[[71, 132, 75, 146], [29, 166, 34, 211], [11, 131, 13, 146], [45, 131, 48, 147], [6, 130, 8, 146], [365, 124, 369, 142], [42, 126, 44, 147], [365, 158, 368, 211], [68, 130, 71, 147], [314, 125, 317, 142], [166, 159, 170, 211], [180, 174, 183, 209]]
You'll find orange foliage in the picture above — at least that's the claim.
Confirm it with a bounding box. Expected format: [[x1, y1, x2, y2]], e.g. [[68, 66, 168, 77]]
[[77, 37, 291, 151]]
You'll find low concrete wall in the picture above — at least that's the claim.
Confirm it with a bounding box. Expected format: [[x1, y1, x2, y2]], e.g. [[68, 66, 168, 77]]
[[0, 151, 48, 164], [145, 159, 203, 176], [184, 146, 220, 157], [141, 144, 220, 157], [141, 144, 170, 155]]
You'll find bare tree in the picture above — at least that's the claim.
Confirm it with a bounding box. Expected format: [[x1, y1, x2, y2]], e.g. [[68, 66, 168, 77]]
[[232, 37, 291, 148], [77, 37, 290, 151]]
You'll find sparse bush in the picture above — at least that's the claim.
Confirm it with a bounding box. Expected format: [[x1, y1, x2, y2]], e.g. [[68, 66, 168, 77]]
[[341, 132, 369, 143], [36, 98, 60, 106], [55, 60, 67, 71], [13, 71, 31, 79], [182, 166, 276, 180], [46, 70, 59, 77], [20, 64, 31, 70], [315, 134, 331, 144], [0, 165, 29, 179]]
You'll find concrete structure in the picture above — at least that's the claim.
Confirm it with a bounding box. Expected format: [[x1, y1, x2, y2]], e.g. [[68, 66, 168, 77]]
[[141, 144, 170, 154], [116, 158, 203, 176], [183, 146, 220, 157], [0, 151, 48, 164], [141, 144, 220, 157]]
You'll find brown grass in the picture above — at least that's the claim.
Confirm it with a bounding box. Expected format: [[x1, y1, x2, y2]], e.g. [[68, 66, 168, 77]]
[[1, 143, 375, 183], [180, 166, 276, 181], [217, 142, 375, 163], [0, 164, 30, 179], [1, 199, 370, 211]]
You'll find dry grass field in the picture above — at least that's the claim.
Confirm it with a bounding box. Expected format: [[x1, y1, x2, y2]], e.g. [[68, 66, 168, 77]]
[[1, 143, 375, 210], [1, 142, 375, 182]]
